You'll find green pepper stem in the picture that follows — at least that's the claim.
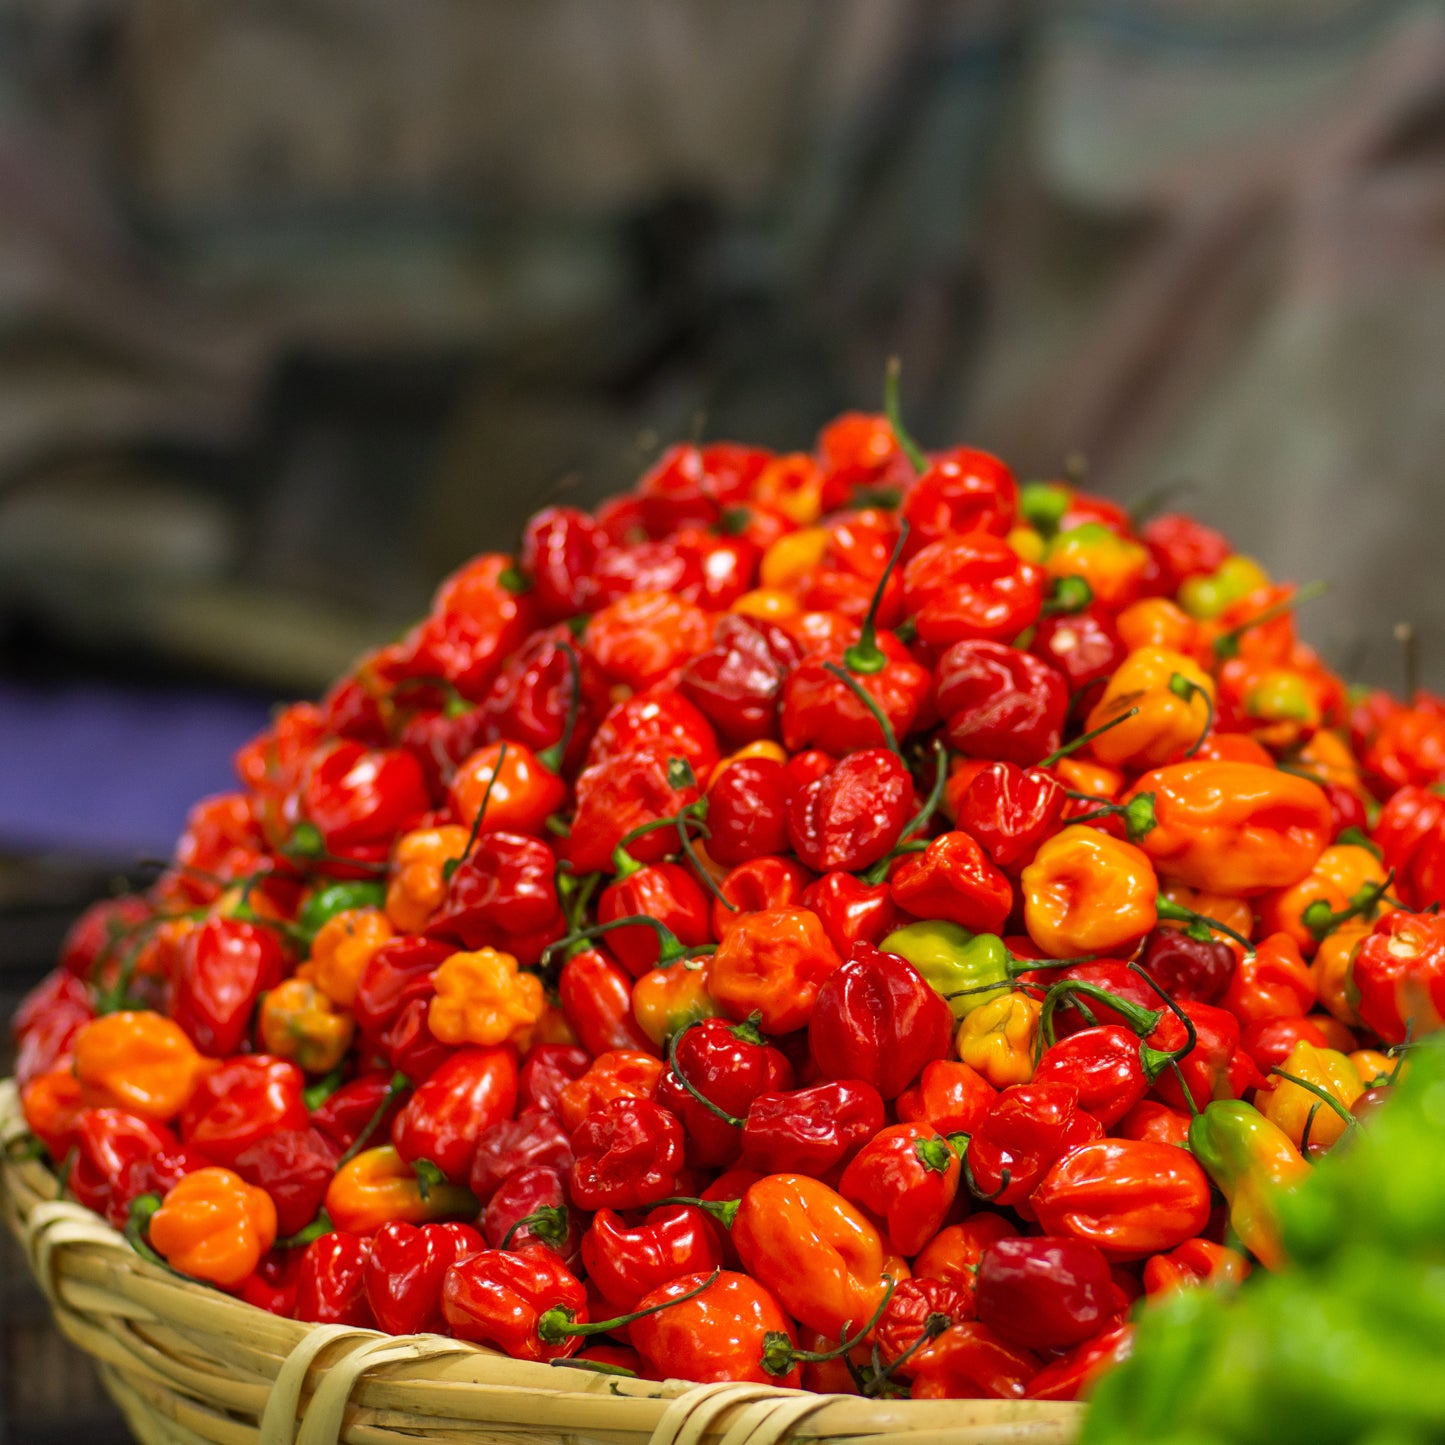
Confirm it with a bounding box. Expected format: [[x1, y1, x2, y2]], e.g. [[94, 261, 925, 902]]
[[501, 1204, 571, 1250], [1302, 870, 1396, 943], [655, 1196, 741, 1228], [884, 357, 928, 476], [1297, 1099, 1324, 1158], [1036, 707, 1140, 769], [677, 813, 737, 912], [761, 1277, 897, 1376], [443, 742, 509, 882], [862, 1311, 953, 1396], [1066, 793, 1157, 843], [1040, 576, 1094, 615], [537, 1267, 723, 1344], [537, 643, 583, 775], [1038, 978, 1162, 1050], [1154, 896, 1253, 953], [549, 1358, 639, 1379], [276, 1209, 334, 1250], [1213, 581, 1328, 661], [822, 663, 899, 756], [338, 1071, 409, 1166], [844, 521, 910, 675], [1269, 1067, 1358, 1132], [1167, 674, 1214, 759], [543, 915, 714, 970], [1127, 961, 1200, 1080], [666, 1025, 744, 1128]]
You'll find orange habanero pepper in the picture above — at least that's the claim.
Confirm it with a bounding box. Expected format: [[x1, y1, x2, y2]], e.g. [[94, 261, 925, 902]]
[[1124, 760, 1332, 896], [385, 825, 471, 935], [259, 978, 355, 1074], [325, 1145, 477, 1234], [427, 947, 546, 1048], [707, 906, 843, 1034], [306, 907, 393, 1010], [1021, 826, 1159, 958], [1084, 647, 1215, 771], [147, 1167, 277, 1288], [72, 1012, 207, 1123], [1257, 843, 1394, 958]]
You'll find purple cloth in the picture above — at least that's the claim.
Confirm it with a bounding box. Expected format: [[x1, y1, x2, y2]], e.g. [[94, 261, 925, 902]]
[[0, 680, 275, 858]]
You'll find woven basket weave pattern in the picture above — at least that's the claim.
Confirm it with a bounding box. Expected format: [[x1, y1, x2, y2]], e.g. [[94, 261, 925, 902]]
[[0, 1079, 1083, 1445]]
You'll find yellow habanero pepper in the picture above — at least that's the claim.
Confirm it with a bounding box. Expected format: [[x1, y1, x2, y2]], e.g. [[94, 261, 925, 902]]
[[386, 825, 471, 935], [1115, 597, 1206, 663], [1043, 523, 1150, 609], [1021, 826, 1160, 959], [306, 907, 393, 1010], [1311, 919, 1371, 1026], [1259, 1039, 1364, 1152], [1257, 844, 1394, 958], [427, 947, 545, 1048], [259, 978, 355, 1074], [956, 992, 1041, 1089], [759, 527, 829, 590], [751, 453, 823, 525], [1084, 647, 1215, 771]]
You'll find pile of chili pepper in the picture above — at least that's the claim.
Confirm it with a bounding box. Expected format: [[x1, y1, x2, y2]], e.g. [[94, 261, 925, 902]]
[[13, 388, 1445, 1401]]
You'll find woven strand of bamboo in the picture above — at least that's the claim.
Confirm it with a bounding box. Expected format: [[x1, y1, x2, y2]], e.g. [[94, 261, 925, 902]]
[[0, 1079, 1083, 1445]]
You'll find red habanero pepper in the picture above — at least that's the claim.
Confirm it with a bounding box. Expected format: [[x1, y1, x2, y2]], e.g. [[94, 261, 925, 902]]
[[786, 749, 912, 873], [1240, 1015, 1335, 1074], [584, 689, 720, 777], [1024, 1321, 1135, 1402], [482, 1166, 582, 1265], [1117, 1099, 1192, 1149], [903, 534, 1043, 647], [733, 1174, 899, 1340], [239, 1251, 302, 1318], [425, 832, 564, 965], [171, 916, 288, 1059], [582, 590, 712, 691], [391, 1046, 519, 1185], [838, 1123, 962, 1257], [295, 1232, 375, 1327], [714, 856, 814, 936], [520, 506, 603, 619], [1221, 931, 1316, 1026], [1350, 910, 1445, 1043], [802, 871, 898, 955], [657, 1016, 794, 1169], [1148, 1000, 1256, 1113], [297, 740, 431, 869], [69, 1110, 179, 1223], [441, 1246, 589, 1362], [897, 1060, 998, 1136], [975, 1235, 1125, 1350], [13, 969, 93, 1086], [352, 935, 451, 1049], [965, 1083, 1104, 1209], [630, 1269, 802, 1387], [310, 1073, 409, 1154], [704, 758, 791, 865], [890, 832, 1014, 936], [871, 1277, 975, 1378], [913, 1215, 1019, 1317], [1034, 960, 1160, 1039], [363, 1220, 484, 1335], [808, 944, 953, 1098], [58, 894, 154, 979], [518, 1043, 591, 1115], [1142, 512, 1231, 594], [557, 1050, 663, 1133], [598, 864, 712, 978], [1030, 1025, 1165, 1129], [708, 906, 842, 1034], [781, 633, 930, 757], [569, 1097, 685, 1211], [936, 641, 1068, 765], [471, 1113, 573, 1205], [677, 614, 802, 745], [581, 1204, 726, 1312], [566, 746, 702, 876], [741, 1078, 886, 1178], [1142, 1237, 1249, 1296], [956, 763, 1067, 873], [1029, 605, 1126, 697], [900, 446, 1017, 547], [231, 1127, 340, 1238], [1134, 925, 1237, 1004], [557, 948, 658, 1059], [908, 1322, 1041, 1400], [179, 1056, 308, 1169], [1031, 1139, 1212, 1259], [449, 741, 567, 839]]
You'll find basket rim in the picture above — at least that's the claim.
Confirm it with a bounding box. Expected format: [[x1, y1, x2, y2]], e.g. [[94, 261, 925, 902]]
[[0, 1076, 1085, 1445]]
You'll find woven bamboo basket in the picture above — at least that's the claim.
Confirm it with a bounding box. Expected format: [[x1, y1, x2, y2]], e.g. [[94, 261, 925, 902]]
[[0, 1080, 1084, 1445]]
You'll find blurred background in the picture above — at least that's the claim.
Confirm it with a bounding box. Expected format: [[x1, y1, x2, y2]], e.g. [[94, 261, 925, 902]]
[[1, 0, 1443, 1438]]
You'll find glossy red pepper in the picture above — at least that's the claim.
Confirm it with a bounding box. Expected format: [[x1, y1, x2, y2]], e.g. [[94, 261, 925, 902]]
[[1135, 926, 1237, 1004], [713, 856, 814, 935], [298, 741, 431, 869], [741, 1078, 885, 1179], [231, 1127, 340, 1238], [179, 1056, 308, 1169], [294, 1232, 375, 1326], [956, 763, 1068, 873], [912, 1214, 1019, 1318], [786, 747, 912, 873], [1023, 1321, 1135, 1401], [425, 832, 564, 965], [897, 1060, 998, 1136], [442, 1246, 589, 1362], [936, 641, 1068, 765], [471, 1112, 573, 1205], [965, 1083, 1104, 1209], [1141, 1236, 1249, 1296], [903, 534, 1043, 647], [1350, 909, 1445, 1043], [482, 1165, 582, 1265], [677, 614, 801, 745], [581, 1204, 726, 1312], [801, 871, 899, 955], [704, 758, 791, 865], [363, 1220, 484, 1334], [1029, 605, 1126, 696], [569, 1097, 685, 1211], [70, 1109, 179, 1225], [781, 633, 930, 757], [566, 746, 703, 876], [838, 1123, 961, 1257], [171, 916, 288, 1059], [908, 1321, 1041, 1400], [517, 1043, 591, 1116], [889, 832, 1015, 935], [584, 690, 720, 777], [13, 969, 94, 1086], [391, 1046, 519, 1185], [310, 1073, 408, 1154], [557, 947, 658, 1058], [808, 944, 953, 1098], [657, 1016, 794, 1169], [975, 1236, 1124, 1351], [598, 864, 712, 978]]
